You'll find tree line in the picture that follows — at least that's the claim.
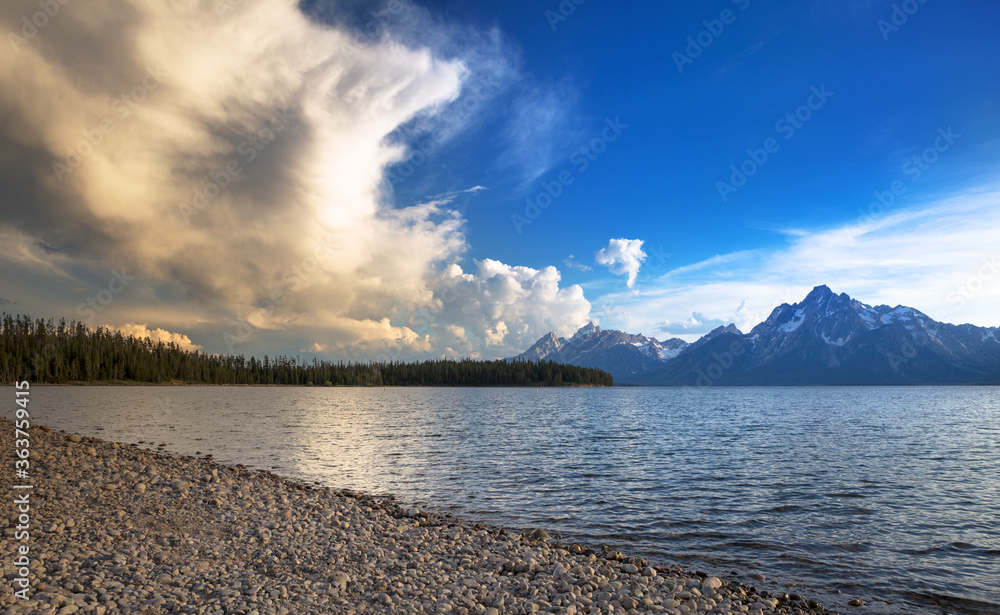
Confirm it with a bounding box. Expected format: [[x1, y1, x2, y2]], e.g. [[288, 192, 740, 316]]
[[0, 313, 612, 387]]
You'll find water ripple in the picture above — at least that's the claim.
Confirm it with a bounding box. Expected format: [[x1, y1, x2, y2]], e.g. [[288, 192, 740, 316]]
[[29, 385, 1000, 615]]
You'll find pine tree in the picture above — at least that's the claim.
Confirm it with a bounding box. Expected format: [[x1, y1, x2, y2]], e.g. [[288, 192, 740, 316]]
[[0, 312, 613, 387]]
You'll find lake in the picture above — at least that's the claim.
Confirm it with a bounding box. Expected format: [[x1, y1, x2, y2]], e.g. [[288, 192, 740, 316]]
[[28, 385, 1000, 614]]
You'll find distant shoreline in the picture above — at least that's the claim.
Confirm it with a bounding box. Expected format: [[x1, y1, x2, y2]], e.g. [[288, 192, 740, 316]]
[[22, 381, 612, 388], [21, 381, 999, 387]]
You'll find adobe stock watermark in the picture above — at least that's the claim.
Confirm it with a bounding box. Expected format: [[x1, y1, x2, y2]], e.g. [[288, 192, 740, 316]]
[[385, 74, 501, 188], [591, 303, 631, 333], [179, 109, 295, 223], [877, 0, 930, 42], [374, 280, 463, 364], [881, 256, 998, 368], [29, 336, 57, 379], [12, 381, 33, 600], [639, 244, 672, 277], [375, 309, 434, 364], [716, 84, 834, 202], [343, 0, 405, 56], [52, 65, 168, 183], [511, 116, 628, 234], [755, 287, 807, 323], [681, 286, 806, 388], [691, 339, 747, 387], [151, 394, 175, 423], [877, 332, 931, 371], [552, 303, 632, 357], [943, 255, 1000, 318], [672, 0, 752, 74], [213, 0, 241, 17], [544, 0, 587, 32], [7, 0, 73, 53], [847, 126, 960, 235], [223, 234, 334, 353], [75, 269, 136, 325]]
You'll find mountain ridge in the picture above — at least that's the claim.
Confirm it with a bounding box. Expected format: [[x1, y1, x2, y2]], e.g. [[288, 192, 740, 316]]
[[512, 322, 687, 383], [514, 285, 1000, 385]]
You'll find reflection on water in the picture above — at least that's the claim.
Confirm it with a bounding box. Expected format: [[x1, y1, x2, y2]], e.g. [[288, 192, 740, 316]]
[[30, 385, 1000, 615]]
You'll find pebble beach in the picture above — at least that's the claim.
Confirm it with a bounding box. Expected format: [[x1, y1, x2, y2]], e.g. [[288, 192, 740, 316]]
[[2, 419, 837, 615]]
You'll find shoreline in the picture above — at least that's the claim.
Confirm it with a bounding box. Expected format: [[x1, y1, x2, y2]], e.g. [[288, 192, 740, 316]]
[[20, 381, 999, 388], [20, 382, 612, 388], [2, 419, 834, 615]]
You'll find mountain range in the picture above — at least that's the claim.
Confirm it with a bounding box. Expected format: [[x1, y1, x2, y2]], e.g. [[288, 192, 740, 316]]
[[512, 285, 1000, 385]]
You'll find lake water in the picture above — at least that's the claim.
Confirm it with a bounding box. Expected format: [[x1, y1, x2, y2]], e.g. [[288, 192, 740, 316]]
[[28, 385, 1000, 614]]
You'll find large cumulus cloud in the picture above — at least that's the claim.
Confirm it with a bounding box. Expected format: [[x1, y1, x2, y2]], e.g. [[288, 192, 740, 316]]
[[430, 259, 591, 358], [0, 0, 589, 360]]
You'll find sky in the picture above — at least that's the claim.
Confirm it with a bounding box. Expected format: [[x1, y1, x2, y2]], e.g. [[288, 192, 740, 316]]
[[1, 0, 998, 361]]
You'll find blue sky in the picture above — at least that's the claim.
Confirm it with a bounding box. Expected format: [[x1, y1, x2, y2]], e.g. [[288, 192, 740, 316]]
[[385, 0, 1000, 335], [394, 0, 997, 266], [1, 0, 998, 359]]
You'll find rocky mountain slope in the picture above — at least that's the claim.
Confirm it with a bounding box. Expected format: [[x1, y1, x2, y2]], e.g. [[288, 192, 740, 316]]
[[513, 323, 687, 383], [515, 286, 1000, 385]]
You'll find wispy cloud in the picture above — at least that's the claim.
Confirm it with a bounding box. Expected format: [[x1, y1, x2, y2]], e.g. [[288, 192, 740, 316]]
[[417, 185, 488, 208], [597, 186, 1000, 340], [563, 254, 592, 272], [498, 79, 581, 186], [655, 312, 731, 336], [715, 30, 783, 76]]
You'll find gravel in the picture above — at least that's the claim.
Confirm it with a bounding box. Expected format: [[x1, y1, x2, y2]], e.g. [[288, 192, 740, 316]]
[[1, 419, 838, 614]]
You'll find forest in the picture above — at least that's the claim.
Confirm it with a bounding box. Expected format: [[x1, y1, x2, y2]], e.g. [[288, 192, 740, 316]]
[[0, 313, 612, 387]]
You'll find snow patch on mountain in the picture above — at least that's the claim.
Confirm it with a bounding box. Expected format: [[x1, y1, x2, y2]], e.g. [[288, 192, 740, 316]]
[[779, 309, 806, 332], [858, 310, 877, 327], [880, 307, 913, 324], [822, 332, 850, 346], [517, 285, 1000, 386], [512, 322, 691, 382]]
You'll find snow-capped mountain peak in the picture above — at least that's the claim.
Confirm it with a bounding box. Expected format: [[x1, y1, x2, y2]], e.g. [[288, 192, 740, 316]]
[[570, 322, 601, 340], [512, 323, 688, 382], [515, 285, 1000, 385], [750, 285, 924, 350]]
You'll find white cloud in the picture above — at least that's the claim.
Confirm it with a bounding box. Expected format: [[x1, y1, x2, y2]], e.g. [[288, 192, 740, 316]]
[[597, 187, 1000, 341], [431, 259, 591, 357], [499, 81, 579, 185], [654, 312, 731, 336], [0, 0, 586, 360], [111, 324, 202, 352], [484, 321, 509, 346], [595, 238, 647, 289], [445, 324, 466, 338], [563, 254, 592, 272]]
